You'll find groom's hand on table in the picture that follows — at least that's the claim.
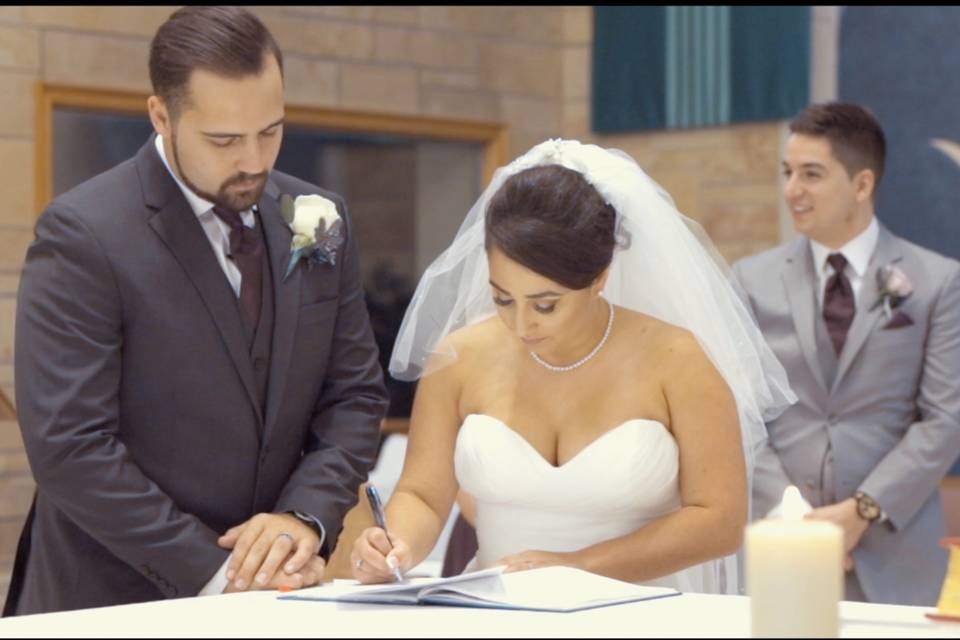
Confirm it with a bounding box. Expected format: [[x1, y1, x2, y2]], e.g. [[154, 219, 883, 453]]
[[222, 556, 326, 593], [218, 512, 323, 591]]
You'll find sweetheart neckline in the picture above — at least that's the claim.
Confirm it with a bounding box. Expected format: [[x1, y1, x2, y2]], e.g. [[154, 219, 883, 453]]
[[460, 413, 672, 470]]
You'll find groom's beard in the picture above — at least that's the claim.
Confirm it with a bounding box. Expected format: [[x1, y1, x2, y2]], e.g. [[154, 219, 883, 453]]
[[171, 131, 268, 214]]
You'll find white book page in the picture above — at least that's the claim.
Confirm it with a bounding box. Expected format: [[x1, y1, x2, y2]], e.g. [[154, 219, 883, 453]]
[[284, 566, 505, 603], [422, 566, 678, 611], [419, 573, 508, 604], [287, 581, 422, 604]]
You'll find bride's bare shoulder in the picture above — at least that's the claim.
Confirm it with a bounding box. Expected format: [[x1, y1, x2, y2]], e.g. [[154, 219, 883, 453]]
[[444, 316, 501, 351], [427, 316, 504, 376], [615, 306, 704, 360]]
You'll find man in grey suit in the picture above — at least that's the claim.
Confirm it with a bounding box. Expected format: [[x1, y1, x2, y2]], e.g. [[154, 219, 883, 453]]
[[735, 102, 960, 606], [4, 6, 388, 615]]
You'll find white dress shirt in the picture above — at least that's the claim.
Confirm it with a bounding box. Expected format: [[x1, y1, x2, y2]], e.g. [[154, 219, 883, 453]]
[[809, 216, 880, 311], [154, 136, 325, 595]]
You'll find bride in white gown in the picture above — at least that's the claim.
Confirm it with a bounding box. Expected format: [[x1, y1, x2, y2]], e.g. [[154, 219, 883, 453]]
[[350, 140, 795, 594]]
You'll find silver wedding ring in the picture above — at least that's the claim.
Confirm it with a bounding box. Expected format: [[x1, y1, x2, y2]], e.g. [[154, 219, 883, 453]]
[[356, 558, 364, 570], [278, 532, 294, 543]]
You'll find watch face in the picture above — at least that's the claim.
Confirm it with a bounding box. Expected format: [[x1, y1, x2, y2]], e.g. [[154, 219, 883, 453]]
[[857, 495, 880, 520]]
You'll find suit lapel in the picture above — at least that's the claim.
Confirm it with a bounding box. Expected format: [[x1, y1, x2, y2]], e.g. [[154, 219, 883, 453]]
[[137, 136, 263, 429], [783, 239, 830, 394], [259, 180, 301, 442], [832, 225, 901, 390]]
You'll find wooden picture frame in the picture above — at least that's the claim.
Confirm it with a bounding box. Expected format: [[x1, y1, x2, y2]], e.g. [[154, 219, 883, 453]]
[[35, 83, 509, 218]]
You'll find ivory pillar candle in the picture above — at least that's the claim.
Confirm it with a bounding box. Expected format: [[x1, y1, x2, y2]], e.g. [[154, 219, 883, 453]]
[[746, 486, 844, 637]]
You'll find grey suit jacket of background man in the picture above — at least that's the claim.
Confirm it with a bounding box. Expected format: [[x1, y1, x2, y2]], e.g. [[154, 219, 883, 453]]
[[734, 224, 960, 606], [5, 135, 389, 615]]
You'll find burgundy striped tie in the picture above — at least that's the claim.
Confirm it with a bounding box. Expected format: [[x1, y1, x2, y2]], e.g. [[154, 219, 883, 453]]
[[212, 206, 263, 335], [823, 253, 855, 354]]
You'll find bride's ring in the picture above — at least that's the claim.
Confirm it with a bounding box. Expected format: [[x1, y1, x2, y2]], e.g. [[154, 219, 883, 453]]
[[356, 558, 364, 570], [277, 532, 294, 543]]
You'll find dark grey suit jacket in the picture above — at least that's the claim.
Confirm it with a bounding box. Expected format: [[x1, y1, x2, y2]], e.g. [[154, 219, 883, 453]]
[[5, 136, 389, 614]]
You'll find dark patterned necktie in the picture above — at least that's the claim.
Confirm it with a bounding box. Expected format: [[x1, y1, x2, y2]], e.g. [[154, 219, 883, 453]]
[[823, 253, 855, 354], [211, 206, 263, 334]]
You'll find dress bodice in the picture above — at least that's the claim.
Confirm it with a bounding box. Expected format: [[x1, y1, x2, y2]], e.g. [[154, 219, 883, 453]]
[[453, 413, 719, 592]]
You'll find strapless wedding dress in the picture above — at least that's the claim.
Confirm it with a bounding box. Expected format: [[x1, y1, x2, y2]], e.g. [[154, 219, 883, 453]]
[[454, 413, 723, 593]]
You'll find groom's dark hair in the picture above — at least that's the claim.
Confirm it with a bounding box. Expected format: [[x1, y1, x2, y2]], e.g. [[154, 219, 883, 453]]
[[789, 102, 886, 194], [149, 6, 284, 119], [485, 165, 617, 290]]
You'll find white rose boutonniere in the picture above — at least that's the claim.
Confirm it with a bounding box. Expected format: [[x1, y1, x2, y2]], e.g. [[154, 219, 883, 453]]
[[280, 193, 344, 280]]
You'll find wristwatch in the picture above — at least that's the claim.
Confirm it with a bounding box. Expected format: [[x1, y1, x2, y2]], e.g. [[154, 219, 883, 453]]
[[854, 491, 882, 522]]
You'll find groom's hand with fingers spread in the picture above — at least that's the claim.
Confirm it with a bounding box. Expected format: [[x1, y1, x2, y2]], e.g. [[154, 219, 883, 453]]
[[218, 512, 323, 591]]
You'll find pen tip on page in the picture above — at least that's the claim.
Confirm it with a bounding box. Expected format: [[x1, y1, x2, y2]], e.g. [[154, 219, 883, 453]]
[[387, 557, 404, 582]]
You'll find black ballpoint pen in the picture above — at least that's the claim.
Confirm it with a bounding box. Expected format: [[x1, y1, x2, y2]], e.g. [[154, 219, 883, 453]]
[[365, 484, 404, 581]]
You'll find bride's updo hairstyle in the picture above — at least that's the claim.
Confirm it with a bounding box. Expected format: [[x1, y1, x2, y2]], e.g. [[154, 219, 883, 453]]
[[484, 164, 616, 290]]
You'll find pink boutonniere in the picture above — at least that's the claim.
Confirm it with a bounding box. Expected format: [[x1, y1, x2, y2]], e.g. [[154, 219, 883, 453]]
[[869, 262, 914, 329]]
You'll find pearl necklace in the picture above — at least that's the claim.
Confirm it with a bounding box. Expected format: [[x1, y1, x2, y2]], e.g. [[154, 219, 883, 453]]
[[529, 300, 615, 373]]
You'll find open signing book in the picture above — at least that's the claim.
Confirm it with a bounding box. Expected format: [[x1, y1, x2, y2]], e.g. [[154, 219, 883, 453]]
[[279, 565, 680, 613]]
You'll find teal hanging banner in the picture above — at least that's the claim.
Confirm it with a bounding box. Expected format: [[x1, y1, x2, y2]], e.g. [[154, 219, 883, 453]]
[[592, 6, 666, 132], [593, 6, 810, 132], [730, 6, 810, 124], [665, 6, 731, 129]]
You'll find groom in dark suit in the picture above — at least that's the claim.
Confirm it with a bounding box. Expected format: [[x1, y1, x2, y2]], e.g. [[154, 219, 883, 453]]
[[4, 6, 388, 615]]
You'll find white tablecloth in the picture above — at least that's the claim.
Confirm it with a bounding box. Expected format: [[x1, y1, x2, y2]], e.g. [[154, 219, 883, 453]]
[[0, 588, 955, 638]]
